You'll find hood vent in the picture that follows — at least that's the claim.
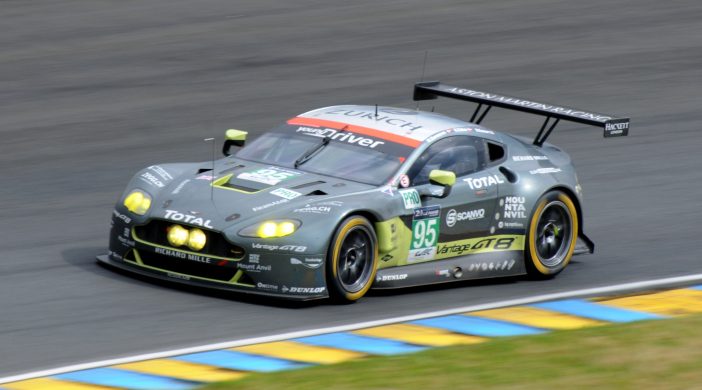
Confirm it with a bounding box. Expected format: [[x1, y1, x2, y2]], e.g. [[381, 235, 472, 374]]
[[218, 165, 246, 175], [291, 180, 325, 189]]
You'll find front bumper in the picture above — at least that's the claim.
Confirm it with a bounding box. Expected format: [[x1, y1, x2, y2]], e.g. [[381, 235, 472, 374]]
[[103, 214, 329, 301]]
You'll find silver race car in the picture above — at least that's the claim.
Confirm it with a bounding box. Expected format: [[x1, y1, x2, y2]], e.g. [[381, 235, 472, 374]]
[[98, 81, 629, 302]]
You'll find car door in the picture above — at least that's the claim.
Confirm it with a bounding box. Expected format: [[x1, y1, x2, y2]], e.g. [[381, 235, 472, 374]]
[[401, 135, 501, 263]]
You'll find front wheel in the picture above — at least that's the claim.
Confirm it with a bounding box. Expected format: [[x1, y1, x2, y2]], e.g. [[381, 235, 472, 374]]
[[326, 216, 378, 303], [525, 191, 578, 278]]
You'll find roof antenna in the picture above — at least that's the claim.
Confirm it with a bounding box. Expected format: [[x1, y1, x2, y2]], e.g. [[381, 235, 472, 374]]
[[375, 104, 378, 118], [416, 50, 429, 111], [204, 137, 215, 202]]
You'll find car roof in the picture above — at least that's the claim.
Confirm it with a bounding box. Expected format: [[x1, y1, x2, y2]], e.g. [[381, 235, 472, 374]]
[[293, 105, 502, 146]]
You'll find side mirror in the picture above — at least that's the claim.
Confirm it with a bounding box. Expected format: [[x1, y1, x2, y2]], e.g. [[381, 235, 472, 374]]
[[222, 129, 248, 156], [419, 169, 456, 199]]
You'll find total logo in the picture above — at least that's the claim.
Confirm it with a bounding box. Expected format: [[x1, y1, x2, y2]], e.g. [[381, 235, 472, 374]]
[[164, 209, 213, 228], [445, 208, 485, 227], [464, 174, 504, 190]]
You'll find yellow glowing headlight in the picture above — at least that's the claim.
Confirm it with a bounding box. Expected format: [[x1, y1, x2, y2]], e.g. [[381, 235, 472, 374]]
[[258, 222, 278, 238], [123, 190, 152, 215], [187, 228, 207, 251], [167, 225, 189, 247], [239, 220, 301, 238]]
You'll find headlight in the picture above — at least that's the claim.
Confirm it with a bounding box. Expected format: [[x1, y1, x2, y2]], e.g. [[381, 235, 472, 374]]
[[167, 225, 208, 251], [123, 189, 152, 215], [239, 220, 301, 238]]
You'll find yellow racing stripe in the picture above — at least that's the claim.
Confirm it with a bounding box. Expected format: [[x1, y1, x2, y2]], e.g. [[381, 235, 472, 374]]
[[114, 359, 246, 383], [597, 288, 702, 316], [470, 306, 602, 330], [3, 377, 110, 390], [233, 341, 363, 364], [354, 323, 485, 346]]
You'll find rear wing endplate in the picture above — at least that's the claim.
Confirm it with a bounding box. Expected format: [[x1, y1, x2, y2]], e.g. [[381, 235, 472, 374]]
[[414, 81, 629, 146]]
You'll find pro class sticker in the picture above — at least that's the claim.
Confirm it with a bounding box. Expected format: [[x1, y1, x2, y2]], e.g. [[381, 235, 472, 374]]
[[399, 189, 421, 209]]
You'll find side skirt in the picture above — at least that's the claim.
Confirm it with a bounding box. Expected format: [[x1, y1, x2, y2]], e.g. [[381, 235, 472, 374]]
[[372, 251, 526, 289]]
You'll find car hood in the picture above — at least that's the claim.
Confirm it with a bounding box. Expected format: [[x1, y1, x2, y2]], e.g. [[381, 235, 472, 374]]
[[148, 159, 373, 230]]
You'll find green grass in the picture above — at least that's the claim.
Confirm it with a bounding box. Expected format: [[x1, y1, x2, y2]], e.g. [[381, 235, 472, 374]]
[[202, 314, 702, 390]]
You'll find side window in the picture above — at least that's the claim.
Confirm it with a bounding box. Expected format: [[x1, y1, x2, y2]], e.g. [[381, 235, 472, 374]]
[[406, 136, 485, 186]]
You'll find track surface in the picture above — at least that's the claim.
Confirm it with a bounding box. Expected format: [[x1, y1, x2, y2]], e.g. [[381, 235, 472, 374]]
[[1, 0, 701, 377]]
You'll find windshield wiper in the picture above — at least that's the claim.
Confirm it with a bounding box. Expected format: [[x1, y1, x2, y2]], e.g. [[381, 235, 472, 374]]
[[294, 136, 330, 169], [294, 126, 347, 169]]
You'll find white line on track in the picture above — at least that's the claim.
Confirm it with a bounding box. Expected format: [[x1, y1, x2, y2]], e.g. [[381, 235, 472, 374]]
[[3, 273, 702, 384]]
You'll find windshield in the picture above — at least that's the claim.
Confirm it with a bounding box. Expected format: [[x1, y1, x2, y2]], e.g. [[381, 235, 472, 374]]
[[235, 125, 413, 185]]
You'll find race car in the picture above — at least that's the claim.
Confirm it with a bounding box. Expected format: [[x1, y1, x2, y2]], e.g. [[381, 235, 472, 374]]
[[97, 81, 629, 302]]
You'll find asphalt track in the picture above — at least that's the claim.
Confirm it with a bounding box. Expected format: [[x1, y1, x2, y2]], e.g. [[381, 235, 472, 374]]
[[1, 0, 701, 378]]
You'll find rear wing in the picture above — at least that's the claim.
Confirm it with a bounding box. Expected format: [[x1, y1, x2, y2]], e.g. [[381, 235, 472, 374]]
[[414, 81, 629, 146]]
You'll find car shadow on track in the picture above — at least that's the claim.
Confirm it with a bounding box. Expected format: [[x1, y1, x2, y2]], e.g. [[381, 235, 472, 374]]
[[62, 247, 585, 308]]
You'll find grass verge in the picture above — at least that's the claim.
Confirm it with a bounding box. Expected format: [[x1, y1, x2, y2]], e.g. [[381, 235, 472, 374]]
[[203, 314, 702, 389]]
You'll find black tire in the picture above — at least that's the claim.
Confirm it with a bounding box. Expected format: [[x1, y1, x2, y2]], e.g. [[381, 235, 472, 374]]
[[326, 215, 379, 302], [525, 190, 578, 279]]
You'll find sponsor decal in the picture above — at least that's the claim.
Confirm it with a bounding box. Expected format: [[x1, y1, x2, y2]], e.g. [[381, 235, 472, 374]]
[[270, 188, 302, 200], [295, 126, 385, 149], [237, 263, 272, 272], [249, 254, 260, 263], [399, 174, 410, 188], [256, 282, 278, 291], [321, 108, 424, 131], [376, 273, 408, 282], [294, 205, 332, 214], [474, 128, 494, 135], [155, 247, 212, 264], [147, 165, 173, 181], [171, 179, 190, 194], [380, 254, 394, 262], [444, 87, 613, 122], [237, 167, 301, 185], [400, 189, 421, 209], [281, 286, 326, 294], [409, 205, 440, 262], [529, 167, 562, 175], [445, 208, 484, 227], [113, 210, 132, 224], [164, 209, 214, 228], [467, 259, 516, 272], [196, 174, 214, 181], [502, 196, 527, 219], [290, 257, 323, 269], [140, 172, 165, 188], [117, 236, 135, 247], [252, 199, 289, 212], [225, 213, 241, 222], [512, 155, 548, 161], [435, 235, 524, 259], [166, 272, 190, 280], [464, 174, 504, 190], [108, 250, 123, 260], [499, 221, 525, 228], [251, 243, 307, 252], [604, 120, 629, 137], [123, 227, 130, 237]]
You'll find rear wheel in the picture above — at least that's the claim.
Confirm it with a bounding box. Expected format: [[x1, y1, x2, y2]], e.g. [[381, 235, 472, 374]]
[[326, 216, 378, 302], [525, 191, 578, 278]]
